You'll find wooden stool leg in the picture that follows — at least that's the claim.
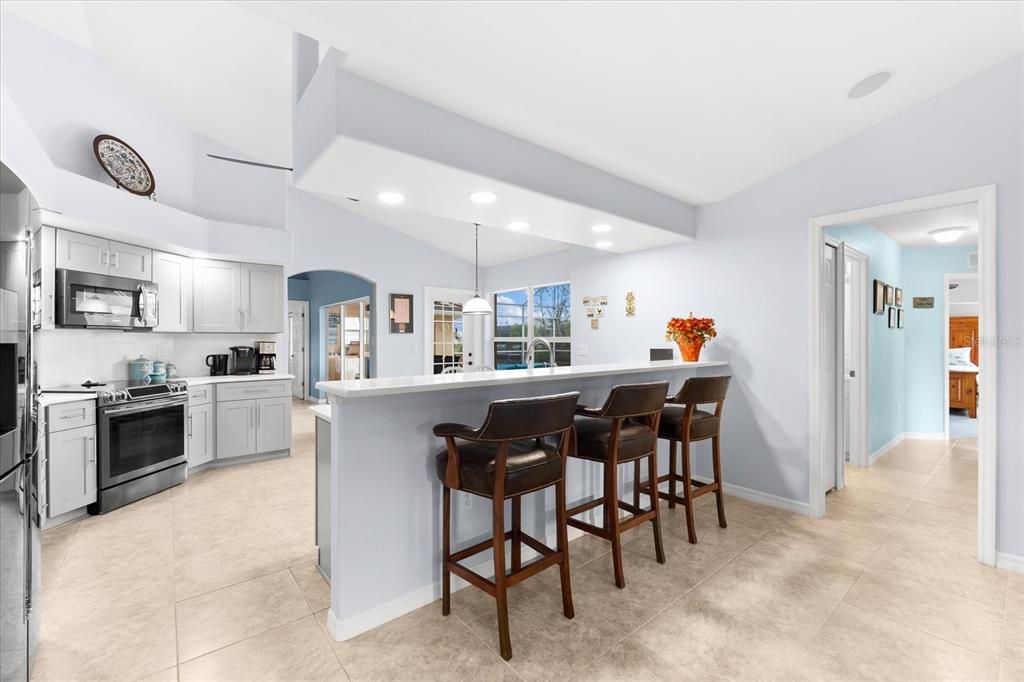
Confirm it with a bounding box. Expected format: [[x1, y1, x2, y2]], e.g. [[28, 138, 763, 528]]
[[668, 440, 678, 509], [511, 496, 522, 572], [680, 439, 698, 544], [492, 494, 512, 660], [606, 461, 626, 589], [554, 479, 575, 619], [649, 452, 666, 564], [712, 435, 727, 528], [442, 486, 452, 616], [633, 460, 642, 509]]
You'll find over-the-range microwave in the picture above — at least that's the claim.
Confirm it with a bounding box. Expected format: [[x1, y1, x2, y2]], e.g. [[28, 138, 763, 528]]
[[55, 269, 158, 330]]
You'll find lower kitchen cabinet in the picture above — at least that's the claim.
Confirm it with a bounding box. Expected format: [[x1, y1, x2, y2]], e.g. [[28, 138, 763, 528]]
[[47, 424, 97, 517], [255, 396, 291, 453], [187, 402, 215, 468], [216, 399, 257, 459]]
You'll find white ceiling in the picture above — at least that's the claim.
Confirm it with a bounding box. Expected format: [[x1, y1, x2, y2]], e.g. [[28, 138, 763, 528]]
[[869, 203, 979, 247]]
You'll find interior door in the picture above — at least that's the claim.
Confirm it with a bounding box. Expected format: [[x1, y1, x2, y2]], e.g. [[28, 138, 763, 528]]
[[423, 288, 475, 374], [822, 242, 845, 493], [287, 300, 306, 399]]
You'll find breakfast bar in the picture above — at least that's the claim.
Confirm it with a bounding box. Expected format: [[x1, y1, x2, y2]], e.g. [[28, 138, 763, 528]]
[[316, 359, 729, 641]]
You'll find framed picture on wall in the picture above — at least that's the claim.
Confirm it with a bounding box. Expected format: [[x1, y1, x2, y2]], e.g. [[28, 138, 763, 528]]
[[888, 307, 898, 328], [389, 293, 414, 333], [873, 280, 886, 314], [897, 309, 905, 328], [884, 284, 895, 306], [895, 288, 903, 307]]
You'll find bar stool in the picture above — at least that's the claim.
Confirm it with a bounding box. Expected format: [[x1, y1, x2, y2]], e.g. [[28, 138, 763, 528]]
[[649, 376, 731, 544], [434, 391, 580, 661], [565, 381, 669, 589]]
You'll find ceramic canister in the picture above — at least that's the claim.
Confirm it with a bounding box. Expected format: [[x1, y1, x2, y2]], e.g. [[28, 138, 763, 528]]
[[128, 355, 153, 382]]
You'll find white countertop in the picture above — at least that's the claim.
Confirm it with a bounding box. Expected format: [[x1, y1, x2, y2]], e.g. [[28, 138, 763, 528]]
[[38, 392, 97, 406], [182, 373, 294, 386], [309, 404, 331, 421], [317, 359, 728, 399]]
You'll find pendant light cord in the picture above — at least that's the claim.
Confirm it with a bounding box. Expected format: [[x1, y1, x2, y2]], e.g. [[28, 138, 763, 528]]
[[474, 223, 480, 294]]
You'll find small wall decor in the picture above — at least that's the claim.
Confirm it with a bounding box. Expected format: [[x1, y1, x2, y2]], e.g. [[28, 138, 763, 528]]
[[895, 288, 903, 307], [888, 307, 897, 329], [884, 284, 895, 307], [590, 318, 600, 330], [873, 280, 886, 314], [625, 291, 636, 317], [897, 308, 905, 329], [585, 306, 605, 319], [913, 296, 935, 309], [93, 134, 156, 197], [389, 293, 414, 333]]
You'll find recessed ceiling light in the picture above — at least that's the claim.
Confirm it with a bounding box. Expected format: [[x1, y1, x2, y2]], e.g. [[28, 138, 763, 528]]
[[929, 226, 966, 244], [848, 70, 894, 99], [595, 240, 614, 250], [507, 221, 530, 231], [591, 223, 613, 233], [377, 191, 405, 205], [469, 191, 497, 205]]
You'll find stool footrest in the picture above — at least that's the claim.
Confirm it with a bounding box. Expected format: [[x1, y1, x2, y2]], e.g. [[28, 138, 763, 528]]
[[450, 530, 514, 563], [446, 529, 562, 594]]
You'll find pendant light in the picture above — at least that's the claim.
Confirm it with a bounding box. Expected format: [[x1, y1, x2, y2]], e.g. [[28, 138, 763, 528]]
[[463, 223, 492, 316]]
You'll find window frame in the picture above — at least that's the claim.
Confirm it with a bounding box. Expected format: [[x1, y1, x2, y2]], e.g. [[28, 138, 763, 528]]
[[492, 280, 571, 369]]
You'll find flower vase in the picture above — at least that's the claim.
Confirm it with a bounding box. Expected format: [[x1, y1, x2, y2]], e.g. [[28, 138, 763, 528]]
[[676, 338, 704, 362]]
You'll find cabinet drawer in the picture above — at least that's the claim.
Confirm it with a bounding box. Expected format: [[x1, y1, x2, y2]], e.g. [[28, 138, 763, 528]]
[[47, 400, 96, 432], [188, 384, 213, 405], [217, 380, 290, 403]]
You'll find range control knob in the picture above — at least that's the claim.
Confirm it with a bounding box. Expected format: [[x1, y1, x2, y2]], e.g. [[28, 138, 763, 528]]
[[115, 390, 130, 402], [101, 392, 115, 403]]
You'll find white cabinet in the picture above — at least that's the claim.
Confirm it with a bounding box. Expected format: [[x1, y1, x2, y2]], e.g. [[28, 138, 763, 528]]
[[153, 251, 193, 332], [47, 424, 97, 517], [108, 241, 152, 280], [31, 226, 56, 330], [256, 396, 291, 453], [241, 263, 283, 333], [193, 259, 242, 333], [187, 402, 215, 468], [216, 399, 256, 459], [56, 230, 108, 275]]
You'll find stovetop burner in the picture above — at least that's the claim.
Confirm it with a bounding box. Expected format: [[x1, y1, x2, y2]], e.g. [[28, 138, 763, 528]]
[[44, 379, 187, 405]]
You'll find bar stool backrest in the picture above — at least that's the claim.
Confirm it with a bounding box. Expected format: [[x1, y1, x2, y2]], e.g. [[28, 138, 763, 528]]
[[672, 376, 731, 407], [476, 392, 581, 441], [597, 381, 670, 419]]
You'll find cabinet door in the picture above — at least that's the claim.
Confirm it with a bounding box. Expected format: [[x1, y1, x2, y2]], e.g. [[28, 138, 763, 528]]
[[188, 403, 215, 468], [216, 399, 256, 459], [47, 425, 97, 517], [56, 230, 108, 275], [256, 396, 291, 453], [193, 259, 241, 333], [108, 241, 152, 281], [153, 251, 193, 332], [241, 263, 283, 333]]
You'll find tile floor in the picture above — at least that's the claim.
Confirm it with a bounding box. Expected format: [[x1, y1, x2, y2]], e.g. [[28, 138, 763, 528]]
[[34, 405, 1020, 681]]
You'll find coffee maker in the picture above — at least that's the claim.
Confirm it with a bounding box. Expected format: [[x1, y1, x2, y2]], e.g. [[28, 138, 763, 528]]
[[229, 346, 256, 375], [254, 341, 277, 375], [205, 354, 228, 376]]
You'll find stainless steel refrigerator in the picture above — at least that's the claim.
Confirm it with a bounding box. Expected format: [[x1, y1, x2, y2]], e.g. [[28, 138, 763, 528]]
[[1, 186, 40, 681]]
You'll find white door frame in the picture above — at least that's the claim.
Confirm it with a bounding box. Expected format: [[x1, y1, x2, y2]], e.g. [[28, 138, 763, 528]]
[[843, 246, 870, 468], [808, 185, 997, 567], [821, 240, 846, 493], [322, 296, 371, 381], [943, 272, 979, 439], [422, 286, 475, 375], [287, 299, 309, 400]]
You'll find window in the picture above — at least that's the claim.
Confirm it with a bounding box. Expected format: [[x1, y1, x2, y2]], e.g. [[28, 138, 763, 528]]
[[493, 282, 571, 369]]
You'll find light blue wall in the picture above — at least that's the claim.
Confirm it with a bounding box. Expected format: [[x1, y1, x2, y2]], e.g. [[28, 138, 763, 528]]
[[288, 271, 374, 398], [825, 223, 905, 453], [902, 246, 976, 433]]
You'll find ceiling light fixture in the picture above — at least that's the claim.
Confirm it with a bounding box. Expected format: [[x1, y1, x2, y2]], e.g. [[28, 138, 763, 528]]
[[469, 191, 497, 205], [595, 240, 614, 250], [929, 226, 966, 244], [848, 70, 894, 99], [463, 223, 493, 316], [507, 221, 530, 231], [591, 223, 613, 233], [377, 191, 405, 205]]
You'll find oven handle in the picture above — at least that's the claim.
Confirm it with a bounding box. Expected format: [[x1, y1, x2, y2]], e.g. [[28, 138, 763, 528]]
[[101, 396, 188, 415]]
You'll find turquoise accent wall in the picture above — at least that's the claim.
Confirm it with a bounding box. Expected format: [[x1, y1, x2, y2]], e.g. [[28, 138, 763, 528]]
[[825, 223, 904, 454], [902, 245, 975, 434], [287, 271, 374, 397]]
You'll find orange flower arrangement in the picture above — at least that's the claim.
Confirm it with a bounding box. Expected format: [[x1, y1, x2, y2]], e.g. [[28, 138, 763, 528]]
[[665, 313, 717, 344]]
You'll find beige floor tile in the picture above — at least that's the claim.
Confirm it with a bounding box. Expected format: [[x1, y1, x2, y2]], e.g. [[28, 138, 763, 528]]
[[815, 602, 999, 680], [290, 561, 331, 612], [42, 563, 176, 634], [574, 638, 683, 681], [175, 569, 311, 662], [1001, 649, 1024, 682], [825, 483, 914, 516], [901, 498, 978, 536], [172, 533, 294, 601], [843, 570, 1005, 658], [915, 480, 979, 511], [1005, 573, 1024, 656], [139, 666, 179, 681], [693, 494, 796, 533], [179, 615, 341, 682], [869, 453, 940, 475], [39, 522, 79, 593]]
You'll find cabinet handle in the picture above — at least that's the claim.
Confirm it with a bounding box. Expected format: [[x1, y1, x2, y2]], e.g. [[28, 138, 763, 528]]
[[112, 252, 120, 269], [60, 408, 87, 419], [257, 405, 261, 429], [187, 414, 193, 438], [249, 406, 253, 428], [102, 251, 109, 266]]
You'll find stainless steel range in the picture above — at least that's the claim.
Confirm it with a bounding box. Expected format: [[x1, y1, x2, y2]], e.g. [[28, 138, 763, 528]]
[[91, 381, 188, 513]]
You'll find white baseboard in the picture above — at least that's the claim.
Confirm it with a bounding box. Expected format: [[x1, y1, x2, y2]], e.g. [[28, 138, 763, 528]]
[[996, 552, 1024, 575], [721, 482, 809, 515], [904, 432, 946, 440], [869, 434, 905, 464]]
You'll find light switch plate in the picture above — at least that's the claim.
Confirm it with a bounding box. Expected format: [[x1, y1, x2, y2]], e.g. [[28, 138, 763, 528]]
[[577, 344, 589, 356]]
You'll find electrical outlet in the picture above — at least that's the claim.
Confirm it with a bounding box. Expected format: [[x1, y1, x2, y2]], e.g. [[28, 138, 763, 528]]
[[577, 344, 589, 356], [463, 494, 472, 509]]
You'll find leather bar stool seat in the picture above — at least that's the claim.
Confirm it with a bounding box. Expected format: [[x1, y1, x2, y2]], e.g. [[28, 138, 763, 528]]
[[658, 406, 720, 441], [574, 418, 657, 463], [434, 439, 562, 498]]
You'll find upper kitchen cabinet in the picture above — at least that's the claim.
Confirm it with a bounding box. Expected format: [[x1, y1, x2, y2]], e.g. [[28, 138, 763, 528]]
[[193, 258, 242, 333], [152, 251, 193, 332], [241, 263, 283, 333], [55, 230, 152, 280]]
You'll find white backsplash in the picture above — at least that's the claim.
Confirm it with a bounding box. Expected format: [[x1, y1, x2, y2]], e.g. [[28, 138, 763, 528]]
[[36, 329, 283, 387]]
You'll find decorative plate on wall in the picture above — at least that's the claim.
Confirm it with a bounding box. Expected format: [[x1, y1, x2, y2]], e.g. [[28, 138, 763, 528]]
[[92, 134, 155, 197]]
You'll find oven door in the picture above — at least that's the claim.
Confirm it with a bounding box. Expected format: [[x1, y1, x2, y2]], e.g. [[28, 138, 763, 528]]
[[97, 397, 187, 489]]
